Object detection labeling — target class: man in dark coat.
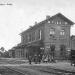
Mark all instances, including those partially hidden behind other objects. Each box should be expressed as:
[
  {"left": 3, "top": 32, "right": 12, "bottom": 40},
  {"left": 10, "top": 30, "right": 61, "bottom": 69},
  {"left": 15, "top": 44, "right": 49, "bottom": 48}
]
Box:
[
  {"left": 38, "top": 54, "right": 41, "bottom": 64},
  {"left": 28, "top": 56, "right": 32, "bottom": 64}
]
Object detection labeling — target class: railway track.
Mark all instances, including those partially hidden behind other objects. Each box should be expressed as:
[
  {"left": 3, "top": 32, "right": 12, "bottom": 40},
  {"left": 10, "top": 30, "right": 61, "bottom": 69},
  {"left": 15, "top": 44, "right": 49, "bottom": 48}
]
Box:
[
  {"left": 4, "top": 66, "right": 26, "bottom": 75},
  {"left": 4, "top": 66, "right": 55, "bottom": 75},
  {"left": 3, "top": 66, "right": 38, "bottom": 75},
  {"left": 37, "top": 67, "right": 74, "bottom": 75},
  {"left": 0, "top": 66, "right": 75, "bottom": 75},
  {"left": 21, "top": 66, "right": 75, "bottom": 75},
  {"left": 0, "top": 66, "right": 30, "bottom": 75}
]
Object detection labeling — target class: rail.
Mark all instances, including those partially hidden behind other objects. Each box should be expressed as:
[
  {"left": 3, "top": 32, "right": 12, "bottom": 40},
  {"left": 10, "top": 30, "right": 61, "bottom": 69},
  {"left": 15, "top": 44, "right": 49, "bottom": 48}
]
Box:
[
  {"left": 4, "top": 66, "right": 26, "bottom": 75},
  {"left": 4, "top": 66, "right": 75, "bottom": 75},
  {"left": 22, "top": 66, "right": 75, "bottom": 75}
]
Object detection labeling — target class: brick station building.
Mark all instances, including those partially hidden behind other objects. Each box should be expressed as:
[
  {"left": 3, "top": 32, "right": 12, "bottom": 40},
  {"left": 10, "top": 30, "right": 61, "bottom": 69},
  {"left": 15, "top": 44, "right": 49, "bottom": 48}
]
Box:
[{"left": 10, "top": 13, "right": 74, "bottom": 60}]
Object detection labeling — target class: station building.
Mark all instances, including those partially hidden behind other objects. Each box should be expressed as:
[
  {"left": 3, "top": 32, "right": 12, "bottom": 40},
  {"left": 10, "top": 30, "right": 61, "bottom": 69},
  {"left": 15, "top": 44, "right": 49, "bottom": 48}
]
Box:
[
  {"left": 9, "top": 13, "right": 74, "bottom": 60},
  {"left": 9, "top": 47, "right": 15, "bottom": 58}
]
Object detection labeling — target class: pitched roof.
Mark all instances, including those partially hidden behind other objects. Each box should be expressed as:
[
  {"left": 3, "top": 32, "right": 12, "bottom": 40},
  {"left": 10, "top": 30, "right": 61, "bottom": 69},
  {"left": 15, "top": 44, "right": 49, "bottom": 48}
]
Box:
[
  {"left": 51, "top": 13, "right": 74, "bottom": 25},
  {"left": 21, "top": 13, "right": 74, "bottom": 35}
]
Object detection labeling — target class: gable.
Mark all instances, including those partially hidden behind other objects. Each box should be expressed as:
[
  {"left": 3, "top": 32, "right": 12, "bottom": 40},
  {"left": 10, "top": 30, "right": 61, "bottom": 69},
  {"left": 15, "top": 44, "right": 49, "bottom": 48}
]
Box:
[
  {"left": 50, "top": 13, "right": 74, "bottom": 25},
  {"left": 20, "top": 13, "right": 74, "bottom": 35},
  {"left": 49, "top": 16, "right": 69, "bottom": 25}
]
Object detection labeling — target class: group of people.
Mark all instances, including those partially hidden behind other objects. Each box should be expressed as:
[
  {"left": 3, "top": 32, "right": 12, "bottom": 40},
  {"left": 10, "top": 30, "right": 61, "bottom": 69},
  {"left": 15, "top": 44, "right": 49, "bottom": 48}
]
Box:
[
  {"left": 28, "top": 54, "right": 55, "bottom": 64},
  {"left": 28, "top": 54, "right": 42, "bottom": 64}
]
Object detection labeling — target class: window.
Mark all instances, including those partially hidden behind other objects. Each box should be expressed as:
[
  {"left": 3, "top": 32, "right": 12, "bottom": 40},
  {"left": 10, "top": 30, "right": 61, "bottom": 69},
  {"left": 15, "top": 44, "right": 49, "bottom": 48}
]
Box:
[
  {"left": 38, "top": 30, "right": 41, "bottom": 39},
  {"left": 21, "top": 35, "right": 24, "bottom": 43},
  {"left": 48, "top": 21, "right": 50, "bottom": 23},
  {"left": 26, "top": 33, "right": 32, "bottom": 42},
  {"left": 36, "top": 30, "right": 41, "bottom": 40},
  {"left": 60, "top": 45, "right": 66, "bottom": 56},
  {"left": 32, "top": 32, "right": 36, "bottom": 41},
  {"left": 32, "top": 32, "right": 34, "bottom": 41},
  {"left": 57, "top": 21, "right": 59, "bottom": 24},
  {"left": 27, "top": 34, "right": 30, "bottom": 42},
  {"left": 25, "top": 35, "right": 27, "bottom": 43},
  {"left": 29, "top": 33, "right": 31, "bottom": 42},
  {"left": 56, "top": 21, "right": 61, "bottom": 24},
  {"left": 60, "top": 29, "right": 65, "bottom": 35},
  {"left": 52, "top": 21, "right": 54, "bottom": 23},
  {"left": 49, "top": 28, "right": 55, "bottom": 39},
  {"left": 50, "top": 28, "right": 55, "bottom": 35},
  {"left": 65, "top": 22, "right": 68, "bottom": 24},
  {"left": 39, "top": 30, "right": 41, "bottom": 40}
]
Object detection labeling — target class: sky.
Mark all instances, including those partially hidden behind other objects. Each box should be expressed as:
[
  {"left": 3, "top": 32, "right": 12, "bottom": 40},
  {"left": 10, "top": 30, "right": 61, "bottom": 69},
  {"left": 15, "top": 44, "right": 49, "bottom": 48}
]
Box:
[{"left": 0, "top": 0, "right": 75, "bottom": 50}]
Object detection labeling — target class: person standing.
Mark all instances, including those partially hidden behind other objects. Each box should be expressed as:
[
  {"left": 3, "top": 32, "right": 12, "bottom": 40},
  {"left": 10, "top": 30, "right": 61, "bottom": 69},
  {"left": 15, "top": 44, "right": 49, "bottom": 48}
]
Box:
[
  {"left": 28, "top": 56, "right": 32, "bottom": 64},
  {"left": 34, "top": 54, "right": 37, "bottom": 64},
  {"left": 38, "top": 54, "right": 41, "bottom": 64}
]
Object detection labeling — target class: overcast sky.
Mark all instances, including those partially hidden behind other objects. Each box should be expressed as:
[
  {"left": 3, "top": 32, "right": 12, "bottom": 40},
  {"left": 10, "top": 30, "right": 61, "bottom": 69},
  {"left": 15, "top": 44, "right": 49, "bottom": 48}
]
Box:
[{"left": 0, "top": 0, "right": 75, "bottom": 50}]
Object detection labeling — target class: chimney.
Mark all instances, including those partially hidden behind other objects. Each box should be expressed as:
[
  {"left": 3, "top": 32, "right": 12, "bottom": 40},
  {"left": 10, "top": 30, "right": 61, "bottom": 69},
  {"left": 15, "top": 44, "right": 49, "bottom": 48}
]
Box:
[
  {"left": 35, "top": 21, "right": 37, "bottom": 25},
  {"left": 46, "top": 15, "right": 50, "bottom": 19}
]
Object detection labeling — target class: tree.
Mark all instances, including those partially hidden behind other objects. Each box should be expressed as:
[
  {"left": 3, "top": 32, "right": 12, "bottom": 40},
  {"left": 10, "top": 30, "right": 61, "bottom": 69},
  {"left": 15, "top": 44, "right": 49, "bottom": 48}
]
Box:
[
  {"left": 3, "top": 51, "right": 10, "bottom": 58},
  {"left": 0, "top": 47, "right": 5, "bottom": 53}
]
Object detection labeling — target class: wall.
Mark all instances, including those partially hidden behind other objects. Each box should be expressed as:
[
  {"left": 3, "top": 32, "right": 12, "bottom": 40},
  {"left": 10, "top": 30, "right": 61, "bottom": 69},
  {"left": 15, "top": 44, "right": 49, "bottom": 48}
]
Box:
[{"left": 44, "top": 16, "right": 71, "bottom": 59}]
